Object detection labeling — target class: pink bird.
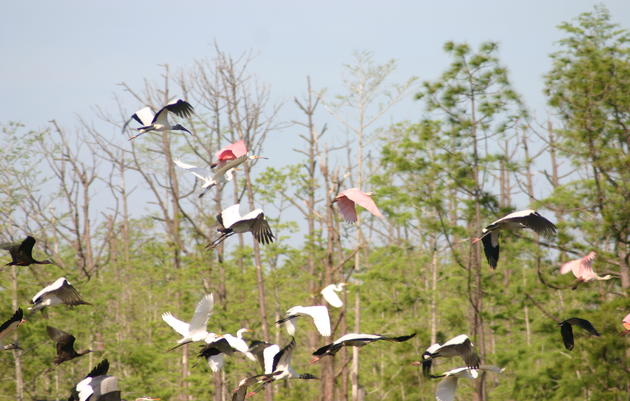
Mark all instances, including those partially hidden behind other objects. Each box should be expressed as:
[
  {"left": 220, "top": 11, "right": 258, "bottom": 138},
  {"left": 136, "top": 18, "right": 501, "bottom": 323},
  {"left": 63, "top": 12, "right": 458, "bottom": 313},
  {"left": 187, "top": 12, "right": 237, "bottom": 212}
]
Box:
[
  {"left": 212, "top": 140, "right": 248, "bottom": 168},
  {"left": 622, "top": 313, "right": 630, "bottom": 336},
  {"left": 333, "top": 188, "right": 383, "bottom": 223},
  {"left": 560, "top": 251, "right": 612, "bottom": 284}
]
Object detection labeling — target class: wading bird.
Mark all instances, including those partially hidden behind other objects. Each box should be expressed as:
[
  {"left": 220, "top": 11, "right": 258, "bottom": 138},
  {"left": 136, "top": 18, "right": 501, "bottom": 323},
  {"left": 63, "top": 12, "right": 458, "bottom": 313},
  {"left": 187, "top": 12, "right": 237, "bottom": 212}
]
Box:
[
  {"left": 311, "top": 332, "right": 415, "bottom": 363},
  {"left": 320, "top": 283, "right": 346, "bottom": 308},
  {"left": 123, "top": 99, "right": 193, "bottom": 140},
  {"left": 560, "top": 252, "right": 612, "bottom": 287},
  {"left": 559, "top": 317, "right": 600, "bottom": 350},
  {"left": 231, "top": 373, "right": 281, "bottom": 401},
  {"left": 474, "top": 209, "right": 557, "bottom": 269},
  {"left": 0, "top": 308, "right": 24, "bottom": 350},
  {"left": 622, "top": 313, "right": 630, "bottom": 336},
  {"left": 333, "top": 188, "right": 383, "bottom": 223},
  {"left": 162, "top": 294, "right": 214, "bottom": 350},
  {"left": 68, "top": 359, "right": 120, "bottom": 401},
  {"left": 208, "top": 204, "right": 274, "bottom": 249},
  {"left": 0, "top": 236, "right": 52, "bottom": 266},
  {"left": 431, "top": 365, "right": 504, "bottom": 401},
  {"left": 30, "top": 277, "right": 90, "bottom": 312},
  {"left": 276, "top": 305, "right": 331, "bottom": 337},
  {"left": 47, "top": 325, "right": 92, "bottom": 365},
  {"left": 418, "top": 334, "right": 480, "bottom": 377},
  {"left": 198, "top": 328, "right": 256, "bottom": 372}
]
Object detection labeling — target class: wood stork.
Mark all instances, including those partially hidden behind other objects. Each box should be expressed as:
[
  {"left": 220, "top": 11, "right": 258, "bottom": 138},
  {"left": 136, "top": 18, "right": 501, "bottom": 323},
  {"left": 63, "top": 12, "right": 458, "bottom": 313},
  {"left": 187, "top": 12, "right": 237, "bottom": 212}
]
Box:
[
  {"left": 231, "top": 373, "right": 281, "bottom": 401},
  {"left": 474, "top": 209, "right": 557, "bottom": 269},
  {"left": 198, "top": 329, "right": 256, "bottom": 372},
  {"left": 0, "top": 236, "right": 52, "bottom": 266},
  {"left": 123, "top": 99, "right": 193, "bottom": 140},
  {"left": 47, "top": 325, "right": 92, "bottom": 365},
  {"left": 333, "top": 188, "right": 383, "bottom": 223},
  {"left": 310, "top": 332, "right": 415, "bottom": 363},
  {"left": 207, "top": 204, "right": 274, "bottom": 249},
  {"left": 247, "top": 339, "right": 276, "bottom": 372},
  {"left": 67, "top": 359, "right": 120, "bottom": 401},
  {"left": 276, "top": 305, "right": 331, "bottom": 337},
  {"left": 30, "top": 277, "right": 91, "bottom": 312},
  {"left": 162, "top": 294, "right": 214, "bottom": 350},
  {"left": 431, "top": 365, "right": 504, "bottom": 401},
  {"left": 320, "top": 283, "right": 346, "bottom": 308},
  {"left": 0, "top": 308, "right": 24, "bottom": 351},
  {"left": 560, "top": 252, "right": 612, "bottom": 286},
  {"left": 622, "top": 313, "right": 630, "bottom": 336},
  {"left": 419, "top": 334, "right": 480, "bottom": 378},
  {"left": 559, "top": 317, "right": 600, "bottom": 350}
]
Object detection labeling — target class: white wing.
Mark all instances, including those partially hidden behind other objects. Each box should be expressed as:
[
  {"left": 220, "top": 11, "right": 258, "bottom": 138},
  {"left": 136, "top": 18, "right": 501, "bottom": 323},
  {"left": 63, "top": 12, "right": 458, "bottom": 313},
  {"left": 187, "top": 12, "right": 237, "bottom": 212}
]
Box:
[
  {"left": 321, "top": 284, "right": 344, "bottom": 308},
  {"left": 436, "top": 375, "right": 459, "bottom": 401},
  {"left": 240, "top": 208, "right": 264, "bottom": 222},
  {"left": 132, "top": 107, "right": 155, "bottom": 126},
  {"left": 76, "top": 377, "right": 94, "bottom": 401},
  {"left": 334, "top": 333, "right": 382, "bottom": 344},
  {"left": 31, "top": 277, "right": 67, "bottom": 303},
  {"left": 189, "top": 294, "right": 214, "bottom": 335},
  {"left": 161, "top": 312, "right": 190, "bottom": 337},
  {"left": 173, "top": 159, "right": 212, "bottom": 181},
  {"left": 442, "top": 334, "right": 470, "bottom": 347},
  {"left": 263, "top": 344, "right": 280, "bottom": 374},
  {"left": 294, "top": 305, "right": 331, "bottom": 337},
  {"left": 220, "top": 204, "right": 243, "bottom": 229},
  {"left": 223, "top": 334, "right": 250, "bottom": 354}
]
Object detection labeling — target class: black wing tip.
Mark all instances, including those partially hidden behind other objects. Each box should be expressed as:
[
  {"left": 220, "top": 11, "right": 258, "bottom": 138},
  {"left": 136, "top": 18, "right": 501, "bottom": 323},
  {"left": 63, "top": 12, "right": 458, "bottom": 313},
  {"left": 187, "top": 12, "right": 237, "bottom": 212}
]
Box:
[{"left": 393, "top": 333, "right": 416, "bottom": 342}]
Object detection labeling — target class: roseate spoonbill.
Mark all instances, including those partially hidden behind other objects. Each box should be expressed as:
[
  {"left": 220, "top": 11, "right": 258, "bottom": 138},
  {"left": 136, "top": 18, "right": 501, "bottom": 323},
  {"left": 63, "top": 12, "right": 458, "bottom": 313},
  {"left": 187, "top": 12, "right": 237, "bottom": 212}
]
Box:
[
  {"left": 418, "top": 334, "right": 480, "bottom": 377},
  {"left": 47, "top": 326, "right": 92, "bottom": 365},
  {"left": 560, "top": 252, "right": 612, "bottom": 286},
  {"left": 207, "top": 204, "right": 274, "bottom": 248},
  {"left": 333, "top": 188, "right": 383, "bottom": 223},
  {"left": 474, "top": 209, "right": 557, "bottom": 269},
  {"left": 123, "top": 99, "right": 193, "bottom": 140},
  {"left": 30, "top": 277, "right": 90, "bottom": 312},
  {"left": 320, "top": 283, "right": 346, "bottom": 308},
  {"left": 621, "top": 313, "right": 630, "bottom": 335},
  {"left": 310, "top": 332, "right": 415, "bottom": 363},
  {"left": 431, "top": 365, "right": 504, "bottom": 401},
  {"left": 0, "top": 308, "right": 24, "bottom": 351},
  {"left": 559, "top": 317, "right": 600, "bottom": 350},
  {"left": 161, "top": 294, "right": 214, "bottom": 350},
  {"left": 276, "top": 305, "right": 331, "bottom": 337},
  {"left": 0, "top": 236, "right": 52, "bottom": 266}
]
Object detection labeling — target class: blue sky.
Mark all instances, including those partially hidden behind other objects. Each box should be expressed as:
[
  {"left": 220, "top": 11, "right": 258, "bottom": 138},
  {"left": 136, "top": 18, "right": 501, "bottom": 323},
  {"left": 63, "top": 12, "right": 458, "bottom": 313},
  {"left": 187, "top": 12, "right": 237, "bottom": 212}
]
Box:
[{"left": 3, "top": 1, "right": 629, "bottom": 128}]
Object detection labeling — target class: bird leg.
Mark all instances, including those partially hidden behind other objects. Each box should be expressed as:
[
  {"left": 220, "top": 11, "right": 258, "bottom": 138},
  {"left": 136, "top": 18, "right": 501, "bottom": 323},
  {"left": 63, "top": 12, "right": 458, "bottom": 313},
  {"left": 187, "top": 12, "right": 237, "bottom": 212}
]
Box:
[{"left": 207, "top": 232, "right": 234, "bottom": 249}]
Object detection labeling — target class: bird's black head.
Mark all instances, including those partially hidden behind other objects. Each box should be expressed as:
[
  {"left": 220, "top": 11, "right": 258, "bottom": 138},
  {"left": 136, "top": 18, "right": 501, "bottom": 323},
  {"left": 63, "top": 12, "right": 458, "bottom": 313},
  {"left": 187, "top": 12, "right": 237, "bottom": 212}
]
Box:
[{"left": 173, "top": 124, "right": 191, "bottom": 134}]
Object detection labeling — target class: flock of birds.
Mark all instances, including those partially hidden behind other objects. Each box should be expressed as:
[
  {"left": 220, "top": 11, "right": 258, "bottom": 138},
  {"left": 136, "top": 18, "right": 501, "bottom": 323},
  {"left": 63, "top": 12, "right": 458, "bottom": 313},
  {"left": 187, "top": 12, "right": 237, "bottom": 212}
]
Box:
[{"left": 1, "top": 98, "right": 628, "bottom": 401}]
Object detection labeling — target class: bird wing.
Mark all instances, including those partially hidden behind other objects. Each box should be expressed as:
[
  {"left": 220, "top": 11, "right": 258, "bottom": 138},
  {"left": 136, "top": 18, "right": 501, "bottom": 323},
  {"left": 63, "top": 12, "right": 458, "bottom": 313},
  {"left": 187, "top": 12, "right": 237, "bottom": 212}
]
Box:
[
  {"left": 130, "top": 107, "right": 155, "bottom": 126},
  {"left": 76, "top": 377, "right": 95, "bottom": 401},
  {"left": 334, "top": 195, "right": 357, "bottom": 223},
  {"left": 565, "top": 317, "right": 600, "bottom": 337},
  {"left": 162, "top": 312, "right": 190, "bottom": 337},
  {"left": 189, "top": 294, "right": 214, "bottom": 335},
  {"left": 55, "top": 280, "right": 88, "bottom": 306},
  {"left": 86, "top": 359, "right": 110, "bottom": 378},
  {"left": 560, "top": 258, "right": 581, "bottom": 276},
  {"left": 343, "top": 188, "right": 383, "bottom": 219},
  {"left": 0, "top": 308, "right": 23, "bottom": 341},
  {"left": 154, "top": 99, "right": 194, "bottom": 124},
  {"left": 31, "top": 277, "right": 66, "bottom": 303},
  {"left": 214, "top": 139, "right": 248, "bottom": 162},
  {"left": 17, "top": 236, "right": 36, "bottom": 260},
  {"left": 321, "top": 285, "right": 344, "bottom": 308},
  {"left": 250, "top": 213, "right": 275, "bottom": 245},
  {"left": 47, "top": 325, "right": 75, "bottom": 346},
  {"left": 207, "top": 353, "right": 225, "bottom": 372},
  {"left": 273, "top": 337, "right": 296, "bottom": 373},
  {"left": 435, "top": 375, "right": 459, "bottom": 401},
  {"left": 481, "top": 232, "right": 500, "bottom": 269},
  {"left": 263, "top": 344, "right": 280, "bottom": 374},
  {"left": 517, "top": 211, "right": 557, "bottom": 238},
  {"left": 440, "top": 336, "right": 480, "bottom": 368},
  {"left": 382, "top": 333, "right": 416, "bottom": 342},
  {"left": 223, "top": 334, "right": 251, "bottom": 354},
  {"left": 220, "top": 204, "right": 243, "bottom": 229},
  {"left": 248, "top": 340, "right": 273, "bottom": 371},
  {"left": 173, "top": 159, "right": 212, "bottom": 181},
  {"left": 560, "top": 321, "right": 574, "bottom": 350},
  {"left": 293, "top": 306, "right": 331, "bottom": 337}
]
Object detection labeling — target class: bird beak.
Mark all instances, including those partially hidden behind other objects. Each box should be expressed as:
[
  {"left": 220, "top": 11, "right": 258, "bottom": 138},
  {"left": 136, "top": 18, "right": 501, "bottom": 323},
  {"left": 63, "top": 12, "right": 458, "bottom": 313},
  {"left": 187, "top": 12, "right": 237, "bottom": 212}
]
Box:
[
  {"left": 309, "top": 356, "right": 321, "bottom": 364},
  {"left": 252, "top": 155, "right": 268, "bottom": 160}
]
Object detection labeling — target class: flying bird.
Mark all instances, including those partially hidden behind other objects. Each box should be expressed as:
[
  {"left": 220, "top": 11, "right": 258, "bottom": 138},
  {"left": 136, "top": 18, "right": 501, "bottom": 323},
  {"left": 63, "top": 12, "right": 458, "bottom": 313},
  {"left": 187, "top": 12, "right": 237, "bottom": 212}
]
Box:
[
  {"left": 173, "top": 159, "right": 235, "bottom": 197},
  {"left": 231, "top": 373, "right": 281, "bottom": 401},
  {"left": 207, "top": 204, "right": 274, "bottom": 249},
  {"left": 311, "top": 332, "right": 415, "bottom": 363},
  {"left": 30, "top": 277, "right": 90, "bottom": 312},
  {"left": 560, "top": 252, "right": 612, "bottom": 286},
  {"left": 276, "top": 305, "right": 331, "bottom": 337},
  {"left": 431, "top": 365, "right": 504, "bottom": 401},
  {"left": 418, "top": 334, "right": 480, "bottom": 378},
  {"left": 559, "top": 317, "right": 600, "bottom": 350},
  {"left": 0, "top": 236, "right": 52, "bottom": 266},
  {"left": 68, "top": 359, "right": 120, "bottom": 401},
  {"left": 162, "top": 294, "right": 214, "bottom": 350},
  {"left": 198, "top": 328, "right": 256, "bottom": 372},
  {"left": 123, "top": 99, "right": 193, "bottom": 140},
  {"left": 320, "top": 283, "right": 346, "bottom": 308},
  {"left": 474, "top": 209, "right": 557, "bottom": 269},
  {"left": 0, "top": 308, "right": 24, "bottom": 351},
  {"left": 47, "top": 325, "right": 92, "bottom": 365},
  {"left": 621, "top": 313, "right": 630, "bottom": 336},
  {"left": 333, "top": 188, "right": 383, "bottom": 223},
  {"left": 247, "top": 339, "right": 276, "bottom": 372}
]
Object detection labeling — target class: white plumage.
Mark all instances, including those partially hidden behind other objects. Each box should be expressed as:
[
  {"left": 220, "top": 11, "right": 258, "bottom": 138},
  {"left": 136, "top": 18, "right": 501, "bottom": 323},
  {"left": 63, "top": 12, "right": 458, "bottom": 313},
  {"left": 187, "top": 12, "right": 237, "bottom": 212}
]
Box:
[
  {"left": 434, "top": 366, "right": 504, "bottom": 401},
  {"left": 320, "top": 283, "right": 346, "bottom": 308},
  {"left": 123, "top": 98, "right": 193, "bottom": 140},
  {"left": 276, "top": 305, "right": 331, "bottom": 337},
  {"left": 208, "top": 204, "right": 274, "bottom": 248},
  {"left": 30, "top": 277, "right": 89, "bottom": 311},
  {"left": 162, "top": 294, "right": 214, "bottom": 349}
]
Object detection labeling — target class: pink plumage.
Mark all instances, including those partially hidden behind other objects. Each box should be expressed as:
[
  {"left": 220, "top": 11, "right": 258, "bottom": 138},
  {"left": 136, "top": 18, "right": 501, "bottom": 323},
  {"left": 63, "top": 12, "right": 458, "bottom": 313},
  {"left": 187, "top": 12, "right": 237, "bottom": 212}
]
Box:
[
  {"left": 213, "top": 140, "right": 247, "bottom": 165},
  {"left": 623, "top": 313, "right": 630, "bottom": 331},
  {"left": 333, "top": 188, "right": 383, "bottom": 223},
  {"left": 559, "top": 251, "right": 611, "bottom": 282}
]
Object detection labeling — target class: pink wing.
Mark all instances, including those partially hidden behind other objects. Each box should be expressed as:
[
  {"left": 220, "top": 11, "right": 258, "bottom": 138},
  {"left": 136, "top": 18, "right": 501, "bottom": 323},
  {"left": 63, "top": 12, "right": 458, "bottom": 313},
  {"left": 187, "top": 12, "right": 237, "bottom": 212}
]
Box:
[
  {"left": 622, "top": 312, "right": 630, "bottom": 325},
  {"left": 560, "top": 259, "right": 581, "bottom": 277},
  {"left": 335, "top": 195, "right": 357, "bottom": 223},
  {"left": 576, "top": 251, "right": 597, "bottom": 280},
  {"left": 214, "top": 140, "right": 248, "bottom": 162},
  {"left": 342, "top": 188, "right": 383, "bottom": 219}
]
